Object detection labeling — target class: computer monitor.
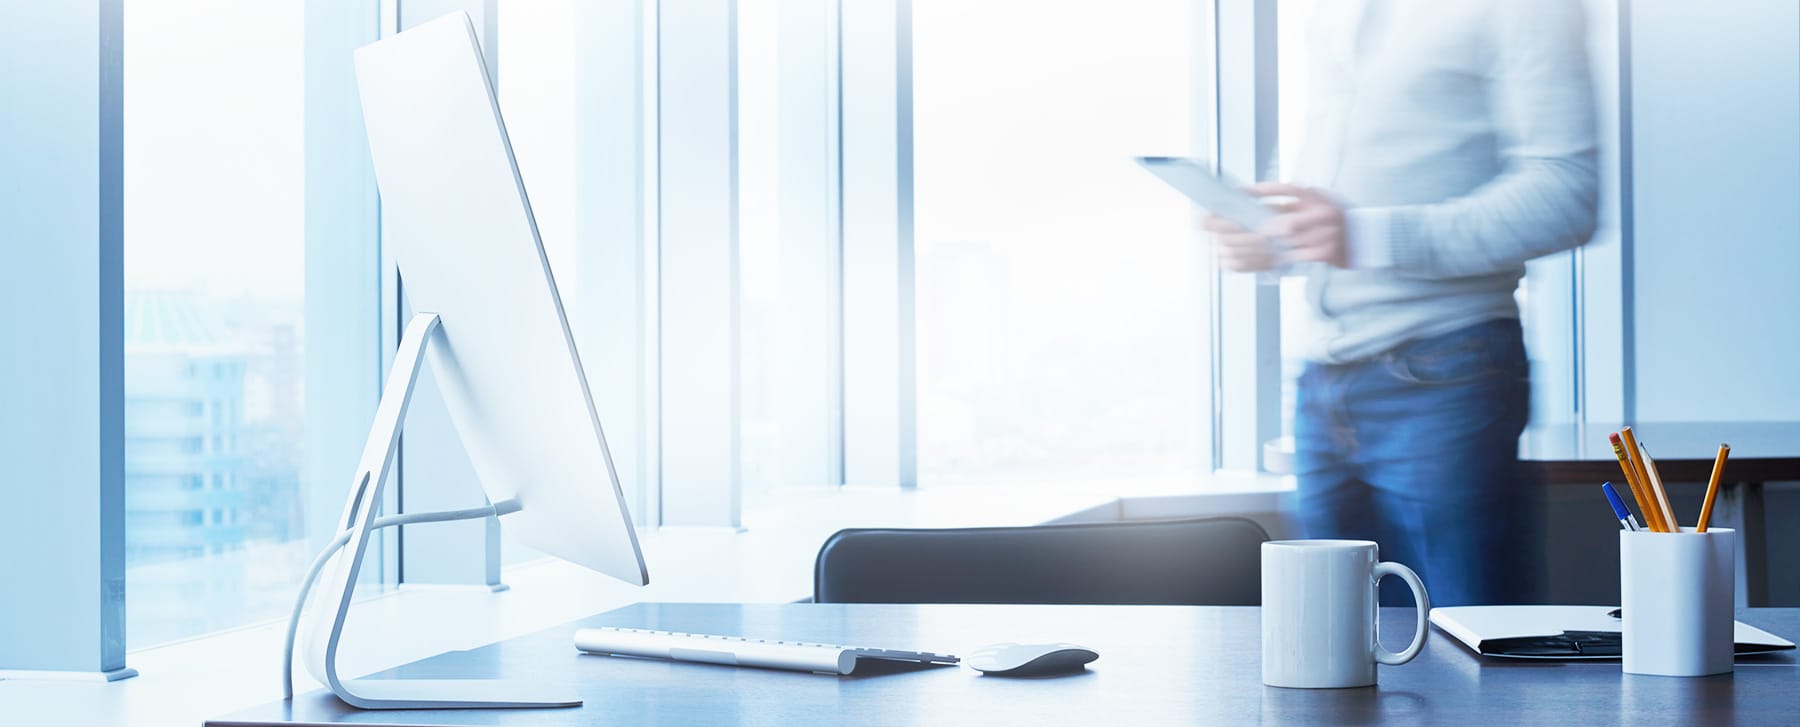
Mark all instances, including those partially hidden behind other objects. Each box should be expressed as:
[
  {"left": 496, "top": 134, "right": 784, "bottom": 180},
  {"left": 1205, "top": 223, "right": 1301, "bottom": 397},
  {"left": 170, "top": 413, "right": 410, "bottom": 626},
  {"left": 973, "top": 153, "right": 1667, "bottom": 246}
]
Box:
[{"left": 291, "top": 11, "right": 647, "bottom": 710}]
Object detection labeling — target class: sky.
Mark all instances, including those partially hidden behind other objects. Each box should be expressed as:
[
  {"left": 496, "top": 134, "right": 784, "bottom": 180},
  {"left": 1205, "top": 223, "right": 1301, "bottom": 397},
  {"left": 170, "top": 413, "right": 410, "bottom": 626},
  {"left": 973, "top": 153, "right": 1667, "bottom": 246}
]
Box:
[{"left": 124, "top": 0, "right": 306, "bottom": 300}]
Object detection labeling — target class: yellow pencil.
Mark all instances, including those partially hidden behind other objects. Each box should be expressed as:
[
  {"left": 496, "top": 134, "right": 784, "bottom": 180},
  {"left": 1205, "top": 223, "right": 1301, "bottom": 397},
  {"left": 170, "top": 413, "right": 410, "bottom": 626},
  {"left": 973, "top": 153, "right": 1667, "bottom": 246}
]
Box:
[
  {"left": 1618, "top": 427, "right": 1663, "bottom": 531},
  {"left": 1608, "top": 432, "right": 1660, "bottom": 532},
  {"left": 1697, "top": 443, "right": 1730, "bottom": 533},
  {"left": 1638, "top": 442, "right": 1680, "bottom": 532}
]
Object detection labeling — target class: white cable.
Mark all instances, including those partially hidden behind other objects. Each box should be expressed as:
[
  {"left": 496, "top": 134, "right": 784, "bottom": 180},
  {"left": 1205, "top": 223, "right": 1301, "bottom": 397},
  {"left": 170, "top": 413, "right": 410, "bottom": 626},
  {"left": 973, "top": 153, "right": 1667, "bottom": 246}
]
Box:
[{"left": 282, "top": 499, "right": 521, "bottom": 699}]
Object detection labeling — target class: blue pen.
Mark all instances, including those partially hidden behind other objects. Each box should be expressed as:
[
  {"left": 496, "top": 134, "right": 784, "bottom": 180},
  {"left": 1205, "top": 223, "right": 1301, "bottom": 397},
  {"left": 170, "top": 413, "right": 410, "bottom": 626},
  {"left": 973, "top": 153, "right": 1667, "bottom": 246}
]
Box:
[{"left": 1600, "top": 481, "right": 1641, "bottom": 532}]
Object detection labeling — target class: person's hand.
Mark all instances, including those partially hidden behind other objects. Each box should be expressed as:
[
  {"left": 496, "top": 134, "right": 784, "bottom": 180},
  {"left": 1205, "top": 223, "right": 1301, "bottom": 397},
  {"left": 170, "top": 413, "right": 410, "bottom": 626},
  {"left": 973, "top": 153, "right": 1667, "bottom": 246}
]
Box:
[
  {"left": 1249, "top": 183, "right": 1349, "bottom": 269},
  {"left": 1200, "top": 212, "right": 1282, "bottom": 272},
  {"left": 1199, "top": 183, "right": 1351, "bottom": 272}
]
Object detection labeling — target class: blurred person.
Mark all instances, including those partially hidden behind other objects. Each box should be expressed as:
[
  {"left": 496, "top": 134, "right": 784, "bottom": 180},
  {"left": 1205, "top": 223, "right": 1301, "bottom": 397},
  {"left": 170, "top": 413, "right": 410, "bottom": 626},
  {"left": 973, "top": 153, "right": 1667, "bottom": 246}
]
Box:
[{"left": 1204, "top": 0, "right": 1598, "bottom": 606}]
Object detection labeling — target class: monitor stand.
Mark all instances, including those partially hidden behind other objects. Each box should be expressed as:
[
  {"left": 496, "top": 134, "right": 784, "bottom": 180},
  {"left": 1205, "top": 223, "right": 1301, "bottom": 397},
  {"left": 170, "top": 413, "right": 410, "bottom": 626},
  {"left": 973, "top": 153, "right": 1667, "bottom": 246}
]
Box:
[{"left": 285, "top": 312, "right": 580, "bottom": 710}]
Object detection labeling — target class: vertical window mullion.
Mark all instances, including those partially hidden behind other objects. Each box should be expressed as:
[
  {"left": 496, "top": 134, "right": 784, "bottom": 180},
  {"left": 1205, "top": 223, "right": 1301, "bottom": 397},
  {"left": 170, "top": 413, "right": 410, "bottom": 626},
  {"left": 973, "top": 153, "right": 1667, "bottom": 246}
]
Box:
[
  {"left": 1195, "top": 0, "right": 1221, "bottom": 473},
  {"left": 576, "top": 0, "right": 657, "bottom": 526},
  {"left": 738, "top": 0, "right": 846, "bottom": 499},
  {"left": 0, "top": 0, "right": 130, "bottom": 678},
  {"left": 1212, "top": 0, "right": 1280, "bottom": 473},
  {"left": 1578, "top": 0, "right": 1629, "bottom": 424},
  {"left": 659, "top": 0, "right": 743, "bottom": 526},
  {"left": 641, "top": 0, "right": 665, "bottom": 525},
  {"left": 840, "top": 0, "right": 916, "bottom": 488}
]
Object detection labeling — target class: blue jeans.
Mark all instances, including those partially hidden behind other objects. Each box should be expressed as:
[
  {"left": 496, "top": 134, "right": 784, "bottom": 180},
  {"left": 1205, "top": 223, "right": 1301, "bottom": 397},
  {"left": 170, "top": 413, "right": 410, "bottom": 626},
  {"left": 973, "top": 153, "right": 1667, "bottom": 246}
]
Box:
[{"left": 1294, "top": 318, "right": 1543, "bottom": 607}]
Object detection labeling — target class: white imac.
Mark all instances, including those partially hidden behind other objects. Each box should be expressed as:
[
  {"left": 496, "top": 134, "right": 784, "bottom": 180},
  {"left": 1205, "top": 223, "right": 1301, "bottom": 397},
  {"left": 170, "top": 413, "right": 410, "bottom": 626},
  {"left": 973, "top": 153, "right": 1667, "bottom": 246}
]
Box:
[{"left": 285, "top": 11, "right": 648, "bottom": 710}]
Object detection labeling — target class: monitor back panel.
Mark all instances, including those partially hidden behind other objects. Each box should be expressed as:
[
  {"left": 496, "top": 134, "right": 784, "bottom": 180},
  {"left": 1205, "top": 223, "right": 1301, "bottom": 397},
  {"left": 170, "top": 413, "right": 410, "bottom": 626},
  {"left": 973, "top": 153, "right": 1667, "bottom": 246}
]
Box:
[{"left": 351, "top": 12, "right": 646, "bottom": 586}]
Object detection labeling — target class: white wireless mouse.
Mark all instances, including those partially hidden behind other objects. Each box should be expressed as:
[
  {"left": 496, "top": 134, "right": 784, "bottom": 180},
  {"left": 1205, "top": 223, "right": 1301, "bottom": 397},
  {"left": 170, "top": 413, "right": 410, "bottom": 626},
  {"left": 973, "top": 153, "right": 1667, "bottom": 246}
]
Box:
[{"left": 965, "top": 642, "right": 1098, "bottom": 677}]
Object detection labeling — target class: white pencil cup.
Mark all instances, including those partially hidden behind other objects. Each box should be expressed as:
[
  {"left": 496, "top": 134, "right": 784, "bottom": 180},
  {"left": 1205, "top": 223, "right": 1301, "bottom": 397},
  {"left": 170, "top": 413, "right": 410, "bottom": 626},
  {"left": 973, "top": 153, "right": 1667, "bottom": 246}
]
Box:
[{"left": 1620, "top": 528, "right": 1734, "bottom": 677}]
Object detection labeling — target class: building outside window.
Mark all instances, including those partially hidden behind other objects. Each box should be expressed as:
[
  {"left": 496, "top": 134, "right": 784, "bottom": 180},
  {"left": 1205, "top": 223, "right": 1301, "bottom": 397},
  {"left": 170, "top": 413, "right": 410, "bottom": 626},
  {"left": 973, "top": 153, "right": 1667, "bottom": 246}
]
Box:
[{"left": 123, "top": 0, "right": 311, "bottom": 648}]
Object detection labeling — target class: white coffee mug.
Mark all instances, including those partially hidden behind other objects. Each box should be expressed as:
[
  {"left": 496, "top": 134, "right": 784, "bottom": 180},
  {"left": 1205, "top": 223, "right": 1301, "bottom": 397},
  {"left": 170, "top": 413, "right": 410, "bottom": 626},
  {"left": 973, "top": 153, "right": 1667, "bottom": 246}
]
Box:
[{"left": 1261, "top": 539, "right": 1430, "bottom": 688}]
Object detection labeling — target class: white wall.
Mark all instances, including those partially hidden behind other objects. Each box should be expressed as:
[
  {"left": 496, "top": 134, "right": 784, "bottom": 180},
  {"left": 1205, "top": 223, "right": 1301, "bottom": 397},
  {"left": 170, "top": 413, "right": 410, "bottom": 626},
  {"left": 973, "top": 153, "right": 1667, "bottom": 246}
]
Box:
[{"left": 1630, "top": 1, "right": 1800, "bottom": 421}]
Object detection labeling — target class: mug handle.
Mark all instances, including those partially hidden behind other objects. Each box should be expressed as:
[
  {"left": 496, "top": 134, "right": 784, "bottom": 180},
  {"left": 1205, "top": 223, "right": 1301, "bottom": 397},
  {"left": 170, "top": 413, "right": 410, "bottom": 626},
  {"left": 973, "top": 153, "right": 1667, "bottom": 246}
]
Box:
[{"left": 1372, "top": 561, "right": 1431, "bottom": 665}]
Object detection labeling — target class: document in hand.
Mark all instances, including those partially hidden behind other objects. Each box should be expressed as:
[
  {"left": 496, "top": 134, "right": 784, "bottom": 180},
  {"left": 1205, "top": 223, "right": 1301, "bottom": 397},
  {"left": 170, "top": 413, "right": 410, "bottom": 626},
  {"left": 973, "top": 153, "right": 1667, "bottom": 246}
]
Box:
[{"left": 1429, "top": 605, "right": 1795, "bottom": 660}]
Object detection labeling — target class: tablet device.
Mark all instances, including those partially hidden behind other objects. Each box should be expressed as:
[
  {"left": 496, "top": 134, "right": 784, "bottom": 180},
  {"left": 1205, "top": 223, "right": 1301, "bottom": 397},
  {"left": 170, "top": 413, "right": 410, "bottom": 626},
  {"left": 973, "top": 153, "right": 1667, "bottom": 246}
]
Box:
[
  {"left": 1138, "top": 156, "right": 1287, "bottom": 280},
  {"left": 1135, "top": 156, "right": 1274, "bottom": 231}
]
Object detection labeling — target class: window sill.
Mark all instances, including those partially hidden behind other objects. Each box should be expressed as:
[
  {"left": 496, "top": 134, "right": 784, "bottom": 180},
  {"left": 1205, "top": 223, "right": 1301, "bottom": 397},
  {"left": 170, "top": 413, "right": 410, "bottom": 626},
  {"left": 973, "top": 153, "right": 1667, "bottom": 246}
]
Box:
[{"left": 0, "top": 475, "right": 1294, "bottom": 727}]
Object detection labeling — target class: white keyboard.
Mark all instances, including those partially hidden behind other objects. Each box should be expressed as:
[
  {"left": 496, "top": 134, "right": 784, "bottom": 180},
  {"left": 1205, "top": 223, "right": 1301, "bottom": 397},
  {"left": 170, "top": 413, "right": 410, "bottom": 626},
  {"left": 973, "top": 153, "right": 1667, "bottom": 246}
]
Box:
[{"left": 573, "top": 627, "right": 960, "bottom": 675}]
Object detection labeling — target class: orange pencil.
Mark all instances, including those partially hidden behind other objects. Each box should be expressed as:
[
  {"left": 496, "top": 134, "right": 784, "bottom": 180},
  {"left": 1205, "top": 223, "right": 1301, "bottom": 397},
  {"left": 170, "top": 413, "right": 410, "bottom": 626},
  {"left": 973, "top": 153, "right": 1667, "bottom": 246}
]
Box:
[
  {"left": 1608, "top": 432, "right": 1660, "bottom": 532},
  {"left": 1696, "top": 443, "right": 1730, "bottom": 533},
  {"left": 1618, "top": 427, "right": 1662, "bottom": 531},
  {"left": 1638, "top": 441, "right": 1680, "bottom": 532}
]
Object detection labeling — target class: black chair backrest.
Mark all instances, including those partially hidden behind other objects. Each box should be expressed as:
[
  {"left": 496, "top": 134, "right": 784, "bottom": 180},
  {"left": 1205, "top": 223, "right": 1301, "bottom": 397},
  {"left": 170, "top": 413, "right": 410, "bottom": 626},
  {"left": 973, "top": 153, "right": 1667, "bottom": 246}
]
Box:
[{"left": 813, "top": 516, "right": 1269, "bottom": 605}]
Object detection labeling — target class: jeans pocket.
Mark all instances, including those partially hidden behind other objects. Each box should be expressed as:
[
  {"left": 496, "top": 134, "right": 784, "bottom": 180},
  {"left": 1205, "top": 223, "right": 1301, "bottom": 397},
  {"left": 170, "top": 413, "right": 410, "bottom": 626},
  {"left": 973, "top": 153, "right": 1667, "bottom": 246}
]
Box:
[{"left": 1384, "top": 325, "right": 1521, "bottom": 387}]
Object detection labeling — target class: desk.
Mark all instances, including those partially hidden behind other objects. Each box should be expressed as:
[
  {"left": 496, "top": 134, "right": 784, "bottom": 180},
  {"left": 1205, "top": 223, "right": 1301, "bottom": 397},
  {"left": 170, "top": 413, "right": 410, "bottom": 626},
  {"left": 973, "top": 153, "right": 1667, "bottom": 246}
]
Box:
[
  {"left": 1522, "top": 421, "right": 1800, "bottom": 605},
  {"left": 211, "top": 603, "right": 1800, "bottom": 726},
  {"left": 1520, "top": 421, "right": 1800, "bottom": 484}
]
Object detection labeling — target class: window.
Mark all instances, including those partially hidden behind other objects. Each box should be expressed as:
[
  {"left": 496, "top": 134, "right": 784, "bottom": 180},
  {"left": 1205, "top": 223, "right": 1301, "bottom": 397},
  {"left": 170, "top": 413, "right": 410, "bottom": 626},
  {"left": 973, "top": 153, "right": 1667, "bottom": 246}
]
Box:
[
  {"left": 124, "top": 0, "right": 313, "bottom": 648},
  {"left": 495, "top": 0, "right": 846, "bottom": 525},
  {"left": 1275, "top": 0, "right": 1311, "bottom": 439},
  {"left": 912, "top": 0, "right": 1210, "bottom": 486},
  {"left": 738, "top": 0, "right": 843, "bottom": 503}
]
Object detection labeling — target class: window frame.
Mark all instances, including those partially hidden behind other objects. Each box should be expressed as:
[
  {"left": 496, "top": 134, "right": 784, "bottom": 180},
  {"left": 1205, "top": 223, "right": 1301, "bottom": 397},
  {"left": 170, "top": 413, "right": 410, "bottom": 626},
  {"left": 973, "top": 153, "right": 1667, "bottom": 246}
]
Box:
[
  {"left": 0, "top": 0, "right": 128, "bottom": 677},
  {"left": 737, "top": 0, "right": 851, "bottom": 502},
  {"left": 1207, "top": 0, "right": 1280, "bottom": 474},
  {"left": 304, "top": 0, "right": 394, "bottom": 594},
  {"left": 839, "top": 0, "right": 917, "bottom": 488}
]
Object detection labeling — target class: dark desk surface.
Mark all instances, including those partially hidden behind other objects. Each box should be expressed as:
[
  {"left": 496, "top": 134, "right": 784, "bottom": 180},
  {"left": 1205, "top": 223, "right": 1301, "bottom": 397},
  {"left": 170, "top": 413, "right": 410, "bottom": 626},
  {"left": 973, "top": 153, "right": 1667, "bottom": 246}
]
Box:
[
  {"left": 1522, "top": 421, "right": 1800, "bottom": 483},
  {"left": 212, "top": 603, "right": 1799, "bottom": 726}
]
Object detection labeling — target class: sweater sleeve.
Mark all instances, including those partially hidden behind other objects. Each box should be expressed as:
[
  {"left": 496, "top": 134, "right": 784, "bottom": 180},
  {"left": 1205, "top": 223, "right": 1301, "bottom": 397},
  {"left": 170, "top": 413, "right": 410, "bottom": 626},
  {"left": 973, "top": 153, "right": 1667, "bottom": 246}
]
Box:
[{"left": 1371, "top": 0, "right": 1600, "bottom": 279}]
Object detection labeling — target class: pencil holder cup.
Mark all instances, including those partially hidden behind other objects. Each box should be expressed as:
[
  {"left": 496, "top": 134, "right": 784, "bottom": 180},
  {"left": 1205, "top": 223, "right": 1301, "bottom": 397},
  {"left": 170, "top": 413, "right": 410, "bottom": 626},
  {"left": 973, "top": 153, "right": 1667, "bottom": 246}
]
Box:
[{"left": 1620, "top": 527, "right": 1734, "bottom": 677}]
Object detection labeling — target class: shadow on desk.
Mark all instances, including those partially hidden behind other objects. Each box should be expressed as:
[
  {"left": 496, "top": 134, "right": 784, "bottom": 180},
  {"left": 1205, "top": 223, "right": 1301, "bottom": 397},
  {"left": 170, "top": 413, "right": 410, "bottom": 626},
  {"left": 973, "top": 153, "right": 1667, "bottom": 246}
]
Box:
[{"left": 209, "top": 603, "right": 1800, "bottom": 726}]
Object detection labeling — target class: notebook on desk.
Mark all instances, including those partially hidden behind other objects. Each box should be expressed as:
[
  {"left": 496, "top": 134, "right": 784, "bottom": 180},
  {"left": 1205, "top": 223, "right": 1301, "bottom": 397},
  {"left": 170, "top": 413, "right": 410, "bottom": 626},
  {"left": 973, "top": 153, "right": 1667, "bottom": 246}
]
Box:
[{"left": 1430, "top": 605, "right": 1795, "bottom": 660}]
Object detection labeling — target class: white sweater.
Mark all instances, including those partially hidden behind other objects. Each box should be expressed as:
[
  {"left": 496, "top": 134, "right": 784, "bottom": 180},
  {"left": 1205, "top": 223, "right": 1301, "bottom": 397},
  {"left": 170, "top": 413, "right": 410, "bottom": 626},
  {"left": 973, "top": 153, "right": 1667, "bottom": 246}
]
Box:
[{"left": 1290, "top": 0, "right": 1600, "bottom": 363}]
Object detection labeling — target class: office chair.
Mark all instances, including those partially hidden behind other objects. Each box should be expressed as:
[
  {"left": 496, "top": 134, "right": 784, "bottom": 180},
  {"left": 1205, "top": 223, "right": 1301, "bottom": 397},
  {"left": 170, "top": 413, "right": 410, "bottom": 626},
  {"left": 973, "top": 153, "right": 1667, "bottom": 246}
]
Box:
[{"left": 813, "top": 516, "right": 1270, "bottom": 606}]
